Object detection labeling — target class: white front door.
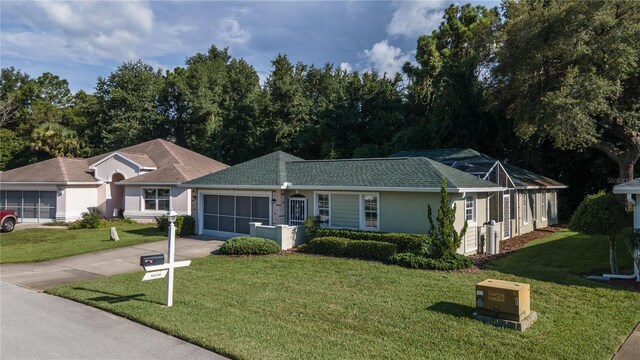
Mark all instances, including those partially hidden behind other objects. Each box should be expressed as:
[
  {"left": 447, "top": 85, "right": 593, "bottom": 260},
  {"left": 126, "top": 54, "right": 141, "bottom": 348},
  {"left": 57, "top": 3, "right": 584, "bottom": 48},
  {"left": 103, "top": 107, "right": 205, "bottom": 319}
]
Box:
[{"left": 289, "top": 198, "right": 307, "bottom": 226}]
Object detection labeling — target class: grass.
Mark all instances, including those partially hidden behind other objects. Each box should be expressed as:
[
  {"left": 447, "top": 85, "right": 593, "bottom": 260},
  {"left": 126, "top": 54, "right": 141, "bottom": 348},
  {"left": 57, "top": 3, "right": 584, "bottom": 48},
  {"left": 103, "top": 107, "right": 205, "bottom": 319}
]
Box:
[
  {"left": 0, "top": 224, "right": 166, "bottom": 263},
  {"left": 48, "top": 229, "right": 640, "bottom": 360}
]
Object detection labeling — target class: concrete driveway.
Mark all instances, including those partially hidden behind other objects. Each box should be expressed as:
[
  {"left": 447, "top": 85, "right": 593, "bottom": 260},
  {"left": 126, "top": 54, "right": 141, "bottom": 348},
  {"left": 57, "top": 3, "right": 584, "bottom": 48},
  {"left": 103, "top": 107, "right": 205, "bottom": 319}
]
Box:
[
  {"left": 1, "top": 281, "right": 226, "bottom": 359},
  {"left": 0, "top": 237, "right": 224, "bottom": 291}
]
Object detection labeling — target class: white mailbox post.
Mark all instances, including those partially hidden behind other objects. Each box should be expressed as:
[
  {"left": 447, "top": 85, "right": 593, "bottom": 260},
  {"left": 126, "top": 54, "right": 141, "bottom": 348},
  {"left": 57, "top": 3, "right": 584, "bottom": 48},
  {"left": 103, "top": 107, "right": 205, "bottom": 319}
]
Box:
[{"left": 141, "top": 209, "right": 191, "bottom": 307}]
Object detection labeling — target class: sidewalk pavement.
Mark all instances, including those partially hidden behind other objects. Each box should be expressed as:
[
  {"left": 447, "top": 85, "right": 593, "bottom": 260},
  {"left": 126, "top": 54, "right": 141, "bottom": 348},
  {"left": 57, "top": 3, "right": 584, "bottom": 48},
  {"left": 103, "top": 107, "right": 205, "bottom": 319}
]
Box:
[
  {"left": 0, "top": 236, "right": 224, "bottom": 291},
  {"left": 613, "top": 322, "right": 640, "bottom": 360}
]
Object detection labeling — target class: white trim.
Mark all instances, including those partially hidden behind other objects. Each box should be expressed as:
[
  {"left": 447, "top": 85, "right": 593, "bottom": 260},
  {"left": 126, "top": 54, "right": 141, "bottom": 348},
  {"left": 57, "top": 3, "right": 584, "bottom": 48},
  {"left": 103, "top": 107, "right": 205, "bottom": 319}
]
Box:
[
  {"left": 517, "top": 185, "right": 568, "bottom": 190},
  {"left": 313, "top": 192, "right": 332, "bottom": 227},
  {"left": 116, "top": 182, "right": 181, "bottom": 186},
  {"left": 464, "top": 194, "right": 477, "bottom": 227},
  {"left": 181, "top": 184, "right": 507, "bottom": 192},
  {"left": 141, "top": 187, "right": 172, "bottom": 212},
  {"left": 0, "top": 181, "right": 103, "bottom": 185},
  {"left": 522, "top": 193, "right": 529, "bottom": 225},
  {"left": 360, "top": 193, "right": 380, "bottom": 231},
  {"left": 88, "top": 152, "right": 157, "bottom": 172},
  {"left": 613, "top": 187, "right": 640, "bottom": 194}
]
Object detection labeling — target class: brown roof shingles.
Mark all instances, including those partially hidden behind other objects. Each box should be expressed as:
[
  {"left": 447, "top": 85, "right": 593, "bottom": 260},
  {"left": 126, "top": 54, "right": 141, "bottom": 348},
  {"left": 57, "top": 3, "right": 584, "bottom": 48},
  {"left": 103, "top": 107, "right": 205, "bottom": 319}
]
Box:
[{"left": 1, "top": 139, "right": 228, "bottom": 184}]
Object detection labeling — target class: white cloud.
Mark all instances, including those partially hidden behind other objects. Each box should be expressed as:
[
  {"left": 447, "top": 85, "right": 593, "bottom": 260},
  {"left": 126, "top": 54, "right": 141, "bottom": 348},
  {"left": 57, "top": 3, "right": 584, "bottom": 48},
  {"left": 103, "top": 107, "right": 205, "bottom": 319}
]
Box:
[
  {"left": 217, "top": 16, "right": 250, "bottom": 45},
  {"left": 362, "top": 40, "right": 412, "bottom": 77},
  {"left": 339, "top": 62, "right": 352, "bottom": 72},
  {"left": 0, "top": 1, "right": 188, "bottom": 65},
  {"left": 386, "top": 0, "right": 445, "bottom": 38}
]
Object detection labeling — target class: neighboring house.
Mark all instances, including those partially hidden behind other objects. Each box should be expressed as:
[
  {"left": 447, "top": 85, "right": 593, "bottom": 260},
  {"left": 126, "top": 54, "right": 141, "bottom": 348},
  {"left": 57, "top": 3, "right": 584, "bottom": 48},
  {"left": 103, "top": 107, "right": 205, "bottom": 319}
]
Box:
[
  {"left": 182, "top": 151, "right": 507, "bottom": 255},
  {"left": 390, "top": 149, "right": 567, "bottom": 239},
  {"left": 0, "top": 139, "right": 227, "bottom": 222},
  {"left": 613, "top": 178, "right": 640, "bottom": 229}
]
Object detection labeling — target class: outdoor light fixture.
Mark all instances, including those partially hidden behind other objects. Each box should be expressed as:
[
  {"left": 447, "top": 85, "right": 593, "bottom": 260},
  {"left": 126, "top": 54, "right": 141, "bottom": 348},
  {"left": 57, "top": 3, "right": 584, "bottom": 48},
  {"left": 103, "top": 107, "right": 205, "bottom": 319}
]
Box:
[{"left": 167, "top": 209, "right": 178, "bottom": 223}]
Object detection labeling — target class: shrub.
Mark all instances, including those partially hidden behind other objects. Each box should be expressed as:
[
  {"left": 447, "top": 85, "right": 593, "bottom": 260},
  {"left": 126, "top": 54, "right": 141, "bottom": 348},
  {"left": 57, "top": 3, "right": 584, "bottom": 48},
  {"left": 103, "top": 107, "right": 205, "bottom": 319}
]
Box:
[
  {"left": 569, "top": 191, "right": 631, "bottom": 274},
  {"left": 304, "top": 216, "right": 321, "bottom": 239},
  {"left": 314, "top": 228, "right": 427, "bottom": 253},
  {"left": 179, "top": 216, "right": 195, "bottom": 236},
  {"left": 68, "top": 208, "right": 103, "bottom": 229},
  {"left": 302, "top": 236, "right": 397, "bottom": 261},
  {"left": 390, "top": 252, "right": 473, "bottom": 271},
  {"left": 155, "top": 215, "right": 188, "bottom": 236},
  {"left": 428, "top": 177, "right": 467, "bottom": 259},
  {"left": 219, "top": 236, "right": 280, "bottom": 255}
]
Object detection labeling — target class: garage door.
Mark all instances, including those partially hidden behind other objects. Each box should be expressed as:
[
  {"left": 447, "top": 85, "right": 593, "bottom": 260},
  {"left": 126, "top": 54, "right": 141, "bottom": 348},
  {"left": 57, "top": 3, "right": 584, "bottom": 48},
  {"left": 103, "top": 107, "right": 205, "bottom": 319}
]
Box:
[
  {"left": 202, "top": 195, "right": 269, "bottom": 236},
  {"left": 0, "top": 191, "right": 57, "bottom": 222}
]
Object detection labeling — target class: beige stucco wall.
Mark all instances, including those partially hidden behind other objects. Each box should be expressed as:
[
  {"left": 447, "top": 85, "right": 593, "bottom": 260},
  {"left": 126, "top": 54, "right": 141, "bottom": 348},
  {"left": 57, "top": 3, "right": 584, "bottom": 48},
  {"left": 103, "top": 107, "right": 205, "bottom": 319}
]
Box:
[
  {"left": 123, "top": 185, "right": 191, "bottom": 221},
  {"left": 93, "top": 155, "right": 140, "bottom": 181},
  {"left": 61, "top": 186, "right": 100, "bottom": 221}
]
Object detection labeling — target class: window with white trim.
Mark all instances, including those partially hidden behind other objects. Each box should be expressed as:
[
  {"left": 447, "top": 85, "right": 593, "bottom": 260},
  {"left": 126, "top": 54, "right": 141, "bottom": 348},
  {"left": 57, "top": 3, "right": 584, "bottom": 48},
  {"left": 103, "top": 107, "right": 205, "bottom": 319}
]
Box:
[
  {"left": 363, "top": 195, "right": 378, "bottom": 229},
  {"left": 522, "top": 194, "right": 529, "bottom": 225},
  {"left": 531, "top": 193, "right": 537, "bottom": 221},
  {"left": 541, "top": 192, "right": 547, "bottom": 220},
  {"left": 143, "top": 188, "right": 170, "bottom": 211},
  {"left": 465, "top": 196, "right": 475, "bottom": 223},
  {"left": 316, "top": 193, "right": 330, "bottom": 225}
]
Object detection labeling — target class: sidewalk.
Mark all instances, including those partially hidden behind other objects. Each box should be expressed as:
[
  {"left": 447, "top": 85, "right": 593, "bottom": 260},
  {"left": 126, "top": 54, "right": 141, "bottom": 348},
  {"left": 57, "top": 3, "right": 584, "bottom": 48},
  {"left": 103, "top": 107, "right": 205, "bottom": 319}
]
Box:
[
  {"left": 613, "top": 322, "right": 640, "bottom": 360},
  {"left": 0, "top": 236, "right": 224, "bottom": 291}
]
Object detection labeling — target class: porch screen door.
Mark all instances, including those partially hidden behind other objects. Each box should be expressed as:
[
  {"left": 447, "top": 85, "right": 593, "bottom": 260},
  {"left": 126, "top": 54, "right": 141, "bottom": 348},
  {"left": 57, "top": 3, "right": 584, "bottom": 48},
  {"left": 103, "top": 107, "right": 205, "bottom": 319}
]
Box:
[{"left": 289, "top": 198, "right": 307, "bottom": 226}]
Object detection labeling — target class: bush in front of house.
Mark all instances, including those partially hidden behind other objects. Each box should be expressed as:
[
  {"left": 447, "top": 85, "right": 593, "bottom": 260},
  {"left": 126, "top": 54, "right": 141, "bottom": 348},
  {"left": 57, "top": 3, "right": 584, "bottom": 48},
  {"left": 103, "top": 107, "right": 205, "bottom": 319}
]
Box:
[
  {"left": 155, "top": 215, "right": 195, "bottom": 236},
  {"left": 68, "top": 208, "right": 103, "bottom": 229},
  {"left": 219, "top": 236, "right": 281, "bottom": 255},
  {"left": 301, "top": 236, "right": 397, "bottom": 261},
  {"left": 389, "top": 252, "right": 473, "bottom": 271},
  {"left": 314, "top": 228, "right": 428, "bottom": 253}
]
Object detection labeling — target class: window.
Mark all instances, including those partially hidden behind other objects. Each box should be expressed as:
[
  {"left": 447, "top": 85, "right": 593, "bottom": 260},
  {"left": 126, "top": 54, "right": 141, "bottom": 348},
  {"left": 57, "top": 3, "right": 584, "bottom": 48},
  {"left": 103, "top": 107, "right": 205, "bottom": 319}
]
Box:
[
  {"left": 522, "top": 194, "right": 528, "bottom": 225},
  {"left": 143, "top": 188, "right": 170, "bottom": 211},
  {"left": 363, "top": 195, "right": 378, "bottom": 229},
  {"left": 465, "top": 196, "right": 475, "bottom": 223},
  {"left": 531, "top": 193, "right": 537, "bottom": 221},
  {"left": 550, "top": 191, "right": 557, "bottom": 219},
  {"left": 541, "top": 192, "right": 547, "bottom": 220},
  {"left": 316, "top": 194, "right": 330, "bottom": 225}
]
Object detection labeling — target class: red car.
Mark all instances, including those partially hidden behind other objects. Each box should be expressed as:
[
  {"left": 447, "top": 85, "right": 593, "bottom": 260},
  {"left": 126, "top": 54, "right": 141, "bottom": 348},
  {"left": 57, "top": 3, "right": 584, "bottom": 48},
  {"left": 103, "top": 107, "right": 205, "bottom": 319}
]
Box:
[{"left": 1, "top": 210, "right": 18, "bottom": 232}]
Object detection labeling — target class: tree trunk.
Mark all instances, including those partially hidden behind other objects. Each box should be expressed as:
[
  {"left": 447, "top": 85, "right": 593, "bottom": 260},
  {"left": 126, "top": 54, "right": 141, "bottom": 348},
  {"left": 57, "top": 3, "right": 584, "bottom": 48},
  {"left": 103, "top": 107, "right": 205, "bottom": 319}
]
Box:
[
  {"left": 609, "top": 237, "right": 619, "bottom": 274},
  {"left": 620, "top": 157, "right": 637, "bottom": 183}
]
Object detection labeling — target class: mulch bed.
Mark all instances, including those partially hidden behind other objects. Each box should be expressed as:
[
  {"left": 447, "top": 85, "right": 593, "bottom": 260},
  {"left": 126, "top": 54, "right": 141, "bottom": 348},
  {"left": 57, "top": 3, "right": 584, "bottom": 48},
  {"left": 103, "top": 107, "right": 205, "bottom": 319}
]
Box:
[{"left": 468, "top": 225, "right": 566, "bottom": 270}]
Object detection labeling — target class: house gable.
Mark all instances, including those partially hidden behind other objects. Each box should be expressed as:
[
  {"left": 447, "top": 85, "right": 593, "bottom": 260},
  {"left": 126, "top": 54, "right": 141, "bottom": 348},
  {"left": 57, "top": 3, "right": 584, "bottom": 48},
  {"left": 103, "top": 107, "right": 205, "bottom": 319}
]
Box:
[{"left": 90, "top": 152, "right": 157, "bottom": 181}]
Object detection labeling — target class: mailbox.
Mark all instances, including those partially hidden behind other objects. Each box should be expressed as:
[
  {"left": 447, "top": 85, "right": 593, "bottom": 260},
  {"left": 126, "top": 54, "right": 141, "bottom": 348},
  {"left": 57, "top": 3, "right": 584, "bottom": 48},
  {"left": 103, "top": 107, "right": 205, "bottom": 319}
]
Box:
[{"left": 140, "top": 254, "right": 165, "bottom": 267}]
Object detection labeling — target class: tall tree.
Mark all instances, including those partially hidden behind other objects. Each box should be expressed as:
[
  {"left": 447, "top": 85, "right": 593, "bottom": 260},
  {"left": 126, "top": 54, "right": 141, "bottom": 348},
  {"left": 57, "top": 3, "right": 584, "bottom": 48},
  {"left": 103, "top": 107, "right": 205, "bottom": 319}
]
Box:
[
  {"left": 92, "top": 60, "right": 167, "bottom": 151},
  {"left": 402, "top": 4, "right": 500, "bottom": 153},
  {"left": 493, "top": 0, "right": 640, "bottom": 182}
]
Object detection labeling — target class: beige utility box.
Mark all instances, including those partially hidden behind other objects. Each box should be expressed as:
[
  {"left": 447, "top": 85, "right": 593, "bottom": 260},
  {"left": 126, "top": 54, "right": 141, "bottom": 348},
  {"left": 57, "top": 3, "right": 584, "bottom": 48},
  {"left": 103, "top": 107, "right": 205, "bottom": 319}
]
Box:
[{"left": 476, "top": 279, "right": 530, "bottom": 321}]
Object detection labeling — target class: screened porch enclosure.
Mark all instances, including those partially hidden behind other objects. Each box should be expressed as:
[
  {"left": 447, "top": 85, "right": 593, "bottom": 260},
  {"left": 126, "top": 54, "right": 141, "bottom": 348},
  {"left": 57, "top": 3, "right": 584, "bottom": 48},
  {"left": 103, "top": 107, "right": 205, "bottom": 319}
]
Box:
[
  {"left": 202, "top": 194, "right": 270, "bottom": 236},
  {"left": 0, "top": 190, "right": 57, "bottom": 222}
]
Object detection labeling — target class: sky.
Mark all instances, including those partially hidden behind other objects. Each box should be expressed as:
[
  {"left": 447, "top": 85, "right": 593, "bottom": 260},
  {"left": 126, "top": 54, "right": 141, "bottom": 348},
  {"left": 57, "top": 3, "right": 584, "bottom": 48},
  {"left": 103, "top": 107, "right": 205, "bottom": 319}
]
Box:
[{"left": 1, "top": 0, "right": 500, "bottom": 93}]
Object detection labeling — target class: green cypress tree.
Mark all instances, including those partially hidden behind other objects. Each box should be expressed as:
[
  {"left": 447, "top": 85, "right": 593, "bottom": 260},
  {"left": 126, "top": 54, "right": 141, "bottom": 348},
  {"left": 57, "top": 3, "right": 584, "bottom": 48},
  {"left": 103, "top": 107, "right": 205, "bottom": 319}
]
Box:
[{"left": 428, "top": 177, "right": 468, "bottom": 259}]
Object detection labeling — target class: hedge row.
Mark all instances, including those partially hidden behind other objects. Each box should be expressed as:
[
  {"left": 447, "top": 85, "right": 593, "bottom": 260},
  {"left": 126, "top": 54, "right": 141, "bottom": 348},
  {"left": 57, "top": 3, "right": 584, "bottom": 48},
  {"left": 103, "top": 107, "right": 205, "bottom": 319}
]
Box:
[
  {"left": 314, "top": 228, "right": 427, "bottom": 253},
  {"left": 389, "top": 252, "right": 473, "bottom": 271},
  {"left": 301, "top": 236, "right": 397, "bottom": 261},
  {"left": 219, "top": 236, "right": 280, "bottom": 255}
]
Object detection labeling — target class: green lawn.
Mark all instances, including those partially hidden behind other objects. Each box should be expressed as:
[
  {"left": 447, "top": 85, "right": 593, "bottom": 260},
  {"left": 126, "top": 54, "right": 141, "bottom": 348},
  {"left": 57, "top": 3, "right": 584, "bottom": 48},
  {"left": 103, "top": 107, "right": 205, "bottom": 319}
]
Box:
[
  {"left": 0, "top": 224, "right": 166, "bottom": 263},
  {"left": 48, "top": 230, "right": 640, "bottom": 359}
]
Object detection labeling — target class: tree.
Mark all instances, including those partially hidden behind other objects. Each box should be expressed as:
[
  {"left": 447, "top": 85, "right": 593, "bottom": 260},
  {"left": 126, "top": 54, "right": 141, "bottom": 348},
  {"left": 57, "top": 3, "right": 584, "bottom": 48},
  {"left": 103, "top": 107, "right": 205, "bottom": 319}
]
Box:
[
  {"left": 401, "top": 4, "right": 500, "bottom": 152},
  {"left": 569, "top": 191, "right": 631, "bottom": 274},
  {"left": 427, "top": 177, "right": 468, "bottom": 259},
  {"left": 92, "top": 60, "right": 167, "bottom": 151},
  {"left": 30, "top": 122, "right": 83, "bottom": 158},
  {"left": 493, "top": 0, "right": 640, "bottom": 182}
]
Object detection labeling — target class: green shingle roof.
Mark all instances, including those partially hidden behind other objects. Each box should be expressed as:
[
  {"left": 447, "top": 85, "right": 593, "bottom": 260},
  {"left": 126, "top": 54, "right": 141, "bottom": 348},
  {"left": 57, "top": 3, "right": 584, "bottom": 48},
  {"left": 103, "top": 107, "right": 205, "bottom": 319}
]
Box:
[
  {"left": 184, "top": 151, "right": 303, "bottom": 186},
  {"left": 391, "top": 148, "right": 565, "bottom": 189},
  {"left": 186, "top": 151, "right": 502, "bottom": 191}
]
